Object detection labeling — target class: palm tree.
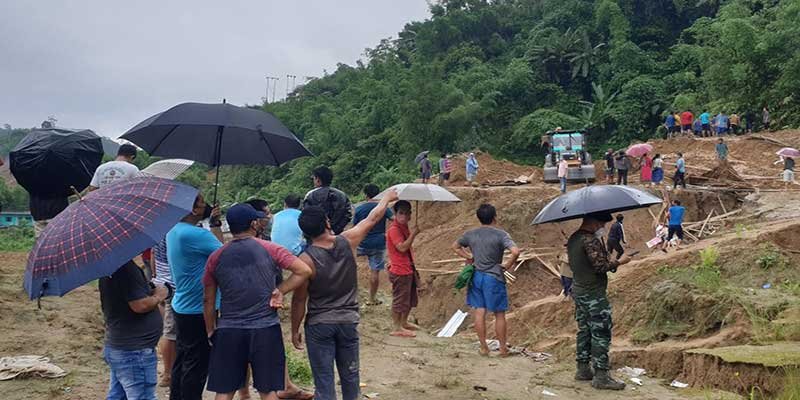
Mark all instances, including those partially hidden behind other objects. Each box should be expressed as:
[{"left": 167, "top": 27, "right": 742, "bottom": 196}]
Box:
[
  {"left": 579, "top": 83, "right": 618, "bottom": 131},
  {"left": 569, "top": 31, "right": 606, "bottom": 79},
  {"left": 528, "top": 28, "right": 583, "bottom": 83}
]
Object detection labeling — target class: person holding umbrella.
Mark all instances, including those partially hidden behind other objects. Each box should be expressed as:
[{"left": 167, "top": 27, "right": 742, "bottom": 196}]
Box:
[
  {"left": 386, "top": 200, "right": 422, "bottom": 338},
  {"left": 568, "top": 212, "right": 631, "bottom": 390},
  {"left": 532, "top": 185, "right": 660, "bottom": 391},
  {"left": 87, "top": 144, "right": 140, "bottom": 191}
]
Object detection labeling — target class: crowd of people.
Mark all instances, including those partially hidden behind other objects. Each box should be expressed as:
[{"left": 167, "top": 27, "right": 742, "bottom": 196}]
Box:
[
  {"left": 664, "top": 107, "right": 772, "bottom": 138},
  {"left": 416, "top": 151, "right": 479, "bottom": 186}
]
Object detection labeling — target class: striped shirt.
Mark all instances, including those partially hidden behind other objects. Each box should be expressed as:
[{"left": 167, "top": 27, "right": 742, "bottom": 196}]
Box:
[{"left": 151, "top": 238, "right": 173, "bottom": 285}]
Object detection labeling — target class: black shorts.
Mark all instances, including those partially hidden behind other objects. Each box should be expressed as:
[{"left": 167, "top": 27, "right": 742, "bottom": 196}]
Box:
[
  {"left": 207, "top": 325, "right": 286, "bottom": 394},
  {"left": 682, "top": 124, "right": 691, "bottom": 131},
  {"left": 441, "top": 173, "right": 451, "bottom": 180},
  {"left": 667, "top": 225, "right": 684, "bottom": 241}
]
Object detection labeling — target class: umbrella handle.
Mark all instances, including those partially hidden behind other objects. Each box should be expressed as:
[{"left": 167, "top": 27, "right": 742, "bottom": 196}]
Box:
[{"left": 70, "top": 186, "right": 82, "bottom": 200}]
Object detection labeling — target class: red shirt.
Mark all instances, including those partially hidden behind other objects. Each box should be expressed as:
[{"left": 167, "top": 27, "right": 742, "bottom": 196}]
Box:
[
  {"left": 386, "top": 221, "right": 414, "bottom": 276},
  {"left": 680, "top": 111, "right": 694, "bottom": 126}
]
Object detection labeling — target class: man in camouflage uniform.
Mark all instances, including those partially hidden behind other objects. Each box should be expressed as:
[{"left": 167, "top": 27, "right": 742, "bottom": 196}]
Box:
[{"left": 567, "top": 212, "right": 631, "bottom": 390}]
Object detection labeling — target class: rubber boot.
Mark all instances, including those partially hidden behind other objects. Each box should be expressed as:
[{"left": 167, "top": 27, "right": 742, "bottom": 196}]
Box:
[
  {"left": 591, "top": 369, "right": 626, "bottom": 390},
  {"left": 574, "top": 362, "right": 594, "bottom": 381}
]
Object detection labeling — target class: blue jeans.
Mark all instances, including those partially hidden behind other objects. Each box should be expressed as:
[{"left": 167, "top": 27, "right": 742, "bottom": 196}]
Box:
[
  {"left": 560, "top": 177, "right": 567, "bottom": 193},
  {"left": 103, "top": 346, "right": 158, "bottom": 400},
  {"left": 305, "top": 323, "right": 360, "bottom": 400}
]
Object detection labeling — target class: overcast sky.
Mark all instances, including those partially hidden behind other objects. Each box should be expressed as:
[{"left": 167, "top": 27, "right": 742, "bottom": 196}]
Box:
[{"left": 0, "top": 1, "right": 430, "bottom": 138}]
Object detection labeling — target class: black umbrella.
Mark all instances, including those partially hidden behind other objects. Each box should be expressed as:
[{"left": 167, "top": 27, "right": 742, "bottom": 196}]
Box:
[
  {"left": 10, "top": 128, "right": 104, "bottom": 197},
  {"left": 121, "top": 101, "right": 312, "bottom": 203},
  {"left": 532, "top": 185, "right": 662, "bottom": 224}
]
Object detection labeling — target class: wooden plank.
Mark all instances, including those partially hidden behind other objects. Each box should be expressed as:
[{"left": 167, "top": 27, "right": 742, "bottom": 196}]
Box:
[
  {"left": 717, "top": 194, "right": 727, "bottom": 214},
  {"left": 532, "top": 253, "right": 561, "bottom": 278},
  {"left": 698, "top": 210, "right": 714, "bottom": 238}
]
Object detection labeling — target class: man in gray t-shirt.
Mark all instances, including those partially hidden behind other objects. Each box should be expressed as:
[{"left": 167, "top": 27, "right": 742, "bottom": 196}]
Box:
[{"left": 452, "top": 204, "right": 520, "bottom": 357}]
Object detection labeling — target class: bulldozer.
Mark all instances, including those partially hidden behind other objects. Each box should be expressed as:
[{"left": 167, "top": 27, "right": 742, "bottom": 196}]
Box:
[{"left": 542, "top": 129, "right": 596, "bottom": 183}]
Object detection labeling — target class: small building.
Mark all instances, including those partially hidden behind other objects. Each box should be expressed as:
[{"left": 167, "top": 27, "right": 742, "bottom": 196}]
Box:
[{"left": 0, "top": 211, "right": 33, "bottom": 227}]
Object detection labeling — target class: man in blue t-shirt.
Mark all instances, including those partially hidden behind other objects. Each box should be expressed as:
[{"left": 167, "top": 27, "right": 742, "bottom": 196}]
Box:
[
  {"left": 166, "top": 193, "right": 223, "bottom": 400},
  {"left": 353, "top": 184, "right": 394, "bottom": 305},
  {"left": 664, "top": 112, "right": 677, "bottom": 138},
  {"left": 271, "top": 194, "right": 305, "bottom": 256},
  {"left": 700, "top": 112, "right": 712, "bottom": 137},
  {"left": 665, "top": 200, "right": 686, "bottom": 250},
  {"left": 716, "top": 112, "right": 729, "bottom": 136}
]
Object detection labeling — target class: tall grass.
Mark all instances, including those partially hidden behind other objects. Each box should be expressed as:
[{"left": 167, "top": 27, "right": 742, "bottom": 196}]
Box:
[{"left": 0, "top": 226, "right": 35, "bottom": 252}]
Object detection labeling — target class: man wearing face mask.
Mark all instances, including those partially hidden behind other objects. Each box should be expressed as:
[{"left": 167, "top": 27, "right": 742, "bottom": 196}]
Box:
[
  {"left": 567, "top": 212, "right": 631, "bottom": 391},
  {"left": 166, "top": 193, "right": 223, "bottom": 400}
]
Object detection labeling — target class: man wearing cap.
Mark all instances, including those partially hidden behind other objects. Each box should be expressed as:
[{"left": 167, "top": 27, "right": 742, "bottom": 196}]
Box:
[
  {"left": 567, "top": 212, "right": 631, "bottom": 390},
  {"left": 203, "top": 204, "right": 312, "bottom": 400}
]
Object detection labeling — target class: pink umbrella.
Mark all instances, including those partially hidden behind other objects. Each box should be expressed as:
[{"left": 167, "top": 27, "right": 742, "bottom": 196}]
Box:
[
  {"left": 776, "top": 147, "right": 800, "bottom": 158},
  {"left": 626, "top": 143, "right": 654, "bottom": 157}
]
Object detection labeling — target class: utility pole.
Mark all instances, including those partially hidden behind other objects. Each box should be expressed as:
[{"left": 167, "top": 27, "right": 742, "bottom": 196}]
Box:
[
  {"left": 286, "top": 74, "right": 297, "bottom": 98},
  {"left": 265, "top": 76, "right": 279, "bottom": 104}
]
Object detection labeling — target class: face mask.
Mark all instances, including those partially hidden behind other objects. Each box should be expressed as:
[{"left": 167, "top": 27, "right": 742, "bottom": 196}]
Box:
[
  {"left": 202, "top": 204, "right": 213, "bottom": 220},
  {"left": 595, "top": 228, "right": 606, "bottom": 239}
]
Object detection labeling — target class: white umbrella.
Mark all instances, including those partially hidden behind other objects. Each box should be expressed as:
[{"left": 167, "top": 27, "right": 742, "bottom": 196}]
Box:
[
  {"left": 139, "top": 158, "right": 194, "bottom": 180},
  {"left": 375, "top": 183, "right": 461, "bottom": 202},
  {"left": 375, "top": 183, "right": 460, "bottom": 225}
]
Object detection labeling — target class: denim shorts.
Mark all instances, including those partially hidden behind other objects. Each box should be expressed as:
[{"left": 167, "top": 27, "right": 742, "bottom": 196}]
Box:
[
  {"left": 466, "top": 270, "right": 509, "bottom": 313},
  {"left": 357, "top": 247, "right": 386, "bottom": 271},
  {"left": 103, "top": 346, "right": 158, "bottom": 400}
]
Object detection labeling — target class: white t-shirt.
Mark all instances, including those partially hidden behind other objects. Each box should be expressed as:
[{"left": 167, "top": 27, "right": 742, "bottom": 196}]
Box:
[{"left": 90, "top": 160, "right": 140, "bottom": 188}]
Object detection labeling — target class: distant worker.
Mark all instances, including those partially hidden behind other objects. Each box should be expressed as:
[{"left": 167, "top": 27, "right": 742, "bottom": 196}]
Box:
[
  {"left": 558, "top": 251, "right": 573, "bottom": 299},
  {"left": 304, "top": 166, "right": 353, "bottom": 235},
  {"left": 452, "top": 204, "right": 520, "bottom": 357},
  {"left": 466, "top": 153, "right": 479, "bottom": 184},
  {"left": 730, "top": 112, "right": 740, "bottom": 135},
  {"left": 606, "top": 214, "right": 627, "bottom": 260},
  {"left": 775, "top": 156, "right": 797, "bottom": 190},
  {"left": 680, "top": 109, "right": 694, "bottom": 135},
  {"left": 568, "top": 212, "right": 631, "bottom": 390},
  {"left": 604, "top": 149, "right": 615, "bottom": 184},
  {"left": 614, "top": 152, "right": 630, "bottom": 186},
  {"left": 664, "top": 200, "right": 686, "bottom": 250},
  {"left": 651, "top": 154, "right": 664, "bottom": 185},
  {"left": 419, "top": 153, "right": 432, "bottom": 184},
  {"left": 692, "top": 118, "right": 702, "bottom": 136},
  {"left": 88, "top": 143, "right": 140, "bottom": 191},
  {"left": 664, "top": 112, "right": 677, "bottom": 139},
  {"left": 558, "top": 158, "right": 568, "bottom": 194},
  {"left": 438, "top": 153, "right": 452, "bottom": 186},
  {"left": 673, "top": 152, "right": 686, "bottom": 189},
  {"left": 699, "top": 111, "right": 712, "bottom": 137},
  {"left": 715, "top": 138, "right": 729, "bottom": 162},
  {"left": 353, "top": 184, "right": 394, "bottom": 306},
  {"left": 640, "top": 153, "right": 652, "bottom": 184},
  {"left": 763, "top": 106, "right": 771, "bottom": 131},
  {"left": 744, "top": 110, "right": 754, "bottom": 133},
  {"left": 716, "top": 111, "right": 729, "bottom": 136}
]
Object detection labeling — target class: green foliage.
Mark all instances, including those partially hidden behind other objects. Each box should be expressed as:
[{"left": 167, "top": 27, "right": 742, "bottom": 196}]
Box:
[
  {"left": 286, "top": 348, "right": 313, "bottom": 386},
  {"left": 0, "top": 180, "right": 28, "bottom": 212},
  {"left": 756, "top": 246, "right": 787, "bottom": 270},
  {"left": 0, "top": 226, "right": 35, "bottom": 252}
]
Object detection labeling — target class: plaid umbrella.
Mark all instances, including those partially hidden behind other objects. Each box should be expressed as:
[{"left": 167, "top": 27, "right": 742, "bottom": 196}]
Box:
[{"left": 23, "top": 177, "right": 198, "bottom": 300}]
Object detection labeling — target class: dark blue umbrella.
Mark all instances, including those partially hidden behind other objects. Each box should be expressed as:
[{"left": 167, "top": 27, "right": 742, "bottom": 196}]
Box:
[
  {"left": 532, "top": 185, "right": 662, "bottom": 224},
  {"left": 23, "top": 176, "right": 198, "bottom": 300},
  {"left": 120, "top": 101, "right": 312, "bottom": 203},
  {"left": 10, "top": 127, "right": 104, "bottom": 197}
]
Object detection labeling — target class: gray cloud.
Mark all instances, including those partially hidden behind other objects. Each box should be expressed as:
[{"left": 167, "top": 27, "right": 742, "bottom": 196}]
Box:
[{"left": 0, "top": 0, "right": 429, "bottom": 137}]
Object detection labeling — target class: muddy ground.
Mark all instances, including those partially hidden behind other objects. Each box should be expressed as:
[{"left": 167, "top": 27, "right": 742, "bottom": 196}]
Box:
[{"left": 0, "top": 251, "right": 739, "bottom": 399}]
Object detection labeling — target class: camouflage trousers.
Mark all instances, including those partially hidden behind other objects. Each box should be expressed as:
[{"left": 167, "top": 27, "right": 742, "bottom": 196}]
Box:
[{"left": 574, "top": 293, "right": 613, "bottom": 370}]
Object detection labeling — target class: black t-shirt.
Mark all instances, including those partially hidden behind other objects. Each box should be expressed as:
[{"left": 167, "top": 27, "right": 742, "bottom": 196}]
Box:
[
  {"left": 99, "top": 261, "right": 162, "bottom": 350},
  {"left": 605, "top": 153, "right": 614, "bottom": 169},
  {"left": 29, "top": 195, "right": 69, "bottom": 221}
]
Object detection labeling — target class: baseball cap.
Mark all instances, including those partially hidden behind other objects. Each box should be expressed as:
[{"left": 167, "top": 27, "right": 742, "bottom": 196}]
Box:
[{"left": 226, "top": 203, "right": 266, "bottom": 232}]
